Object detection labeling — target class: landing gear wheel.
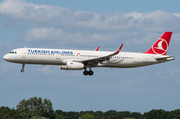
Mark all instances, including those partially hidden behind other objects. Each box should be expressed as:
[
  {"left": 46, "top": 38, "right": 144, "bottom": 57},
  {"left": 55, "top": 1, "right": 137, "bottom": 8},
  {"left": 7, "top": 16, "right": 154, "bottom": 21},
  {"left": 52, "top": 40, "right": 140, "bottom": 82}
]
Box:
[
  {"left": 21, "top": 64, "right": 25, "bottom": 73},
  {"left": 21, "top": 69, "right": 24, "bottom": 72},
  {"left": 83, "top": 70, "right": 89, "bottom": 75},
  {"left": 89, "top": 70, "right": 93, "bottom": 76}
]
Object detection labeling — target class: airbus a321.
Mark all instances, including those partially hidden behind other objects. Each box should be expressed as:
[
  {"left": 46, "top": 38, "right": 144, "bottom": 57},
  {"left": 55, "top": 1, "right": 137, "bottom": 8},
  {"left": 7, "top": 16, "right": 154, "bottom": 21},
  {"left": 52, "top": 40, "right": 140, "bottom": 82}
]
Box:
[{"left": 3, "top": 31, "right": 174, "bottom": 76}]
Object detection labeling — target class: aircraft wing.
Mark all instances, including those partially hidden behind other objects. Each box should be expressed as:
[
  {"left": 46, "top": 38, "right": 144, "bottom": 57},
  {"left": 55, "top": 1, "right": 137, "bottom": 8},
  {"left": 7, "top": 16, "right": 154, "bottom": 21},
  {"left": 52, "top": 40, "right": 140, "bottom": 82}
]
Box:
[{"left": 81, "top": 44, "right": 123, "bottom": 66}]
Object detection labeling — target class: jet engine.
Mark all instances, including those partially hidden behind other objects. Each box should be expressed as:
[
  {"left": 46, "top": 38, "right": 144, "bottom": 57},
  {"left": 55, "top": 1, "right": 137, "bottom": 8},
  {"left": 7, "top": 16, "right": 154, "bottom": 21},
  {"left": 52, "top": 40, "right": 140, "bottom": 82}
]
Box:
[{"left": 60, "top": 62, "right": 85, "bottom": 70}]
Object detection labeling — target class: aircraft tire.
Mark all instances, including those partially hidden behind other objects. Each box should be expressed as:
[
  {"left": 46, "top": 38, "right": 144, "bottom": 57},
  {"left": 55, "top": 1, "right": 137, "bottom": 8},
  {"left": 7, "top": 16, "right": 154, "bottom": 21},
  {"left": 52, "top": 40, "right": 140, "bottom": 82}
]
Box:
[
  {"left": 89, "top": 70, "right": 93, "bottom": 76},
  {"left": 21, "top": 69, "right": 24, "bottom": 72},
  {"left": 83, "top": 70, "right": 89, "bottom": 75}
]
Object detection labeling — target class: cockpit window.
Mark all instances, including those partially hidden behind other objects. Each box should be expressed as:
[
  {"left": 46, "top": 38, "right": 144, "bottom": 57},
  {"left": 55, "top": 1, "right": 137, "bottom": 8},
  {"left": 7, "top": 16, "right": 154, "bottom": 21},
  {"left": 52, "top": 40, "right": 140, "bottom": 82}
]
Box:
[{"left": 9, "top": 51, "right": 17, "bottom": 54}]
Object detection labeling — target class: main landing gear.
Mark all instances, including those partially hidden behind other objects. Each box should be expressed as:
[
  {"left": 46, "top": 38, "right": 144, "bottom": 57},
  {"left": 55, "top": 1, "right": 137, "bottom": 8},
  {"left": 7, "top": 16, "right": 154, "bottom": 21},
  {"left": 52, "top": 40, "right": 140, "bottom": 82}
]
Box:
[
  {"left": 83, "top": 69, "right": 94, "bottom": 76},
  {"left": 21, "top": 64, "right": 25, "bottom": 72}
]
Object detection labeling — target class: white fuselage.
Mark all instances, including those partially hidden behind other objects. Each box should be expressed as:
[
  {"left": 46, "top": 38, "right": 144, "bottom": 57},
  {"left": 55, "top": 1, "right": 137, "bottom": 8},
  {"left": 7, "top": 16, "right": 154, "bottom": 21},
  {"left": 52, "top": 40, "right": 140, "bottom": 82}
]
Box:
[{"left": 3, "top": 48, "right": 174, "bottom": 68}]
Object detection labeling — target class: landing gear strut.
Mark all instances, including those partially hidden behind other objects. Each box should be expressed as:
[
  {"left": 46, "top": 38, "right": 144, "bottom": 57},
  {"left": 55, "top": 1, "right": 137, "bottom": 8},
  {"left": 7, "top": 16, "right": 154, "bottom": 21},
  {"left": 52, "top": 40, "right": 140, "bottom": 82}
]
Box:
[
  {"left": 21, "top": 64, "right": 25, "bottom": 72},
  {"left": 83, "top": 69, "right": 94, "bottom": 76}
]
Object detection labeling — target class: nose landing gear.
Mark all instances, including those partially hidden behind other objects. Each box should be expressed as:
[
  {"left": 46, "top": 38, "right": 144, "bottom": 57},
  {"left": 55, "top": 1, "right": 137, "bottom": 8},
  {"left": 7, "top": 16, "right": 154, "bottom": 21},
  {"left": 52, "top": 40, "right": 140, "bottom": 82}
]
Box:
[{"left": 21, "top": 64, "right": 25, "bottom": 72}]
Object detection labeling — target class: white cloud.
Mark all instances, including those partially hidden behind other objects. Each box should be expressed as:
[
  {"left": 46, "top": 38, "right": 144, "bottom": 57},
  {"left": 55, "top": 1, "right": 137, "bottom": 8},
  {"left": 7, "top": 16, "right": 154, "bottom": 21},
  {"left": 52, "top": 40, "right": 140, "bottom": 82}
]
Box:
[
  {"left": 20, "top": 27, "right": 145, "bottom": 50},
  {"left": 0, "top": 0, "right": 180, "bottom": 51},
  {"left": 0, "top": 0, "right": 180, "bottom": 33},
  {"left": 173, "top": 13, "right": 180, "bottom": 17},
  {"left": 19, "top": 27, "right": 180, "bottom": 53},
  {"left": 22, "top": 27, "right": 62, "bottom": 42}
]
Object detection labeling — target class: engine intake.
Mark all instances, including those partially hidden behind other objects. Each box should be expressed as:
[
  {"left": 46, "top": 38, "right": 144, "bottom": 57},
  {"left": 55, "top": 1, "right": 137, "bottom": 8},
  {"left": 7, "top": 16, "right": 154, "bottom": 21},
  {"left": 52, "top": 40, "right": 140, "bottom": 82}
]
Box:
[{"left": 60, "top": 62, "right": 85, "bottom": 70}]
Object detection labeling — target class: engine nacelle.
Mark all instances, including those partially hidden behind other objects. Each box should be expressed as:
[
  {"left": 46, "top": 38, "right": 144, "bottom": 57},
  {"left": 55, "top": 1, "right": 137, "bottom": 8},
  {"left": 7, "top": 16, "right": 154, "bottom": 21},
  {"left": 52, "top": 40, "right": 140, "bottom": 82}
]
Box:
[{"left": 60, "top": 62, "right": 85, "bottom": 70}]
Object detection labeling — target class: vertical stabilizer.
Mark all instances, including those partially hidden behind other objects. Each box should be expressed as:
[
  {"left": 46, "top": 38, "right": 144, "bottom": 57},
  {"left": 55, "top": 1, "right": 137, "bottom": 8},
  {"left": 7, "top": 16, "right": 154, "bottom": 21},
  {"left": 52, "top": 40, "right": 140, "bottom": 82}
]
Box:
[{"left": 144, "top": 31, "right": 172, "bottom": 55}]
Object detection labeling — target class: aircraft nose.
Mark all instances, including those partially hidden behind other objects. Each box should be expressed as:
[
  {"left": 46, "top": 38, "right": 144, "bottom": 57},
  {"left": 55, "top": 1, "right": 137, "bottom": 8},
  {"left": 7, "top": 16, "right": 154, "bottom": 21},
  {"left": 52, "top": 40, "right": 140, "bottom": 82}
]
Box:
[{"left": 3, "top": 54, "right": 8, "bottom": 61}]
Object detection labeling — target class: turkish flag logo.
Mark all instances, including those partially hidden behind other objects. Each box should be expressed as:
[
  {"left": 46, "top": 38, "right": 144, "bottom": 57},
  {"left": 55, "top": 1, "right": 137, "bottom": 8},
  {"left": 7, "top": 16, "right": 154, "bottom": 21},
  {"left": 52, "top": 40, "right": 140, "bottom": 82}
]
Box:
[{"left": 152, "top": 38, "right": 168, "bottom": 55}]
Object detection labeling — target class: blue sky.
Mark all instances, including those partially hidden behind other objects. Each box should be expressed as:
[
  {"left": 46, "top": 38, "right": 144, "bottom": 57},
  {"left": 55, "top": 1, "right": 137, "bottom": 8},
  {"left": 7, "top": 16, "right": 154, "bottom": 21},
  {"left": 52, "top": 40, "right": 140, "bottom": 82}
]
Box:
[
  {"left": 26, "top": 0, "right": 180, "bottom": 14},
  {"left": 0, "top": 0, "right": 180, "bottom": 113}
]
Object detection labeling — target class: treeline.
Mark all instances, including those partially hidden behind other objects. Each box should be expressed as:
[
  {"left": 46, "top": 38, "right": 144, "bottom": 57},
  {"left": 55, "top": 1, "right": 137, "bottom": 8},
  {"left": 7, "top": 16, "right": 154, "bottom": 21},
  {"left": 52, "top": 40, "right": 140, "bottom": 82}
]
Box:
[{"left": 1, "top": 97, "right": 180, "bottom": 119}]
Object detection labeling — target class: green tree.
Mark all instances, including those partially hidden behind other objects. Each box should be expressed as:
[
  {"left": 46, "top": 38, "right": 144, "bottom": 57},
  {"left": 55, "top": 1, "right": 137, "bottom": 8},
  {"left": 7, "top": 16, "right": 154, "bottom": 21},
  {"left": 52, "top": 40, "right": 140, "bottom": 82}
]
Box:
[
  {"left": 0, "top": 106, "right": 22, "bottom": 119},
  {"left": 56, "top": 110, "right": 67, "bottom": 118},
  {"left": 104, "top": 110, "right": 117, "bottom": 118},
  {"left": 94, "top": 111, "right": 103, "bottom": 119},
  {"left": 78, "top": 113, "right": 94, "bottom": 119},
  {"left": 16, "top": 97, "right": 54, "bottom": 119},
  {"left": 109, "top": 115, "right": 117, "bottom": 119},
  {"left": 144, "top": 109, "right": 169, "bottom": 119},
  {"left": 0, "top": 106, "right": 12, "bottom": 118},
  {"left": 55, "top": 113, "right": 65, "bottom": 119},
  {"left": 123, "top": 117, "right": 136, "bottom": 119},
  {"left": 167, "top": 109, "right": 180, "bottom": 119},
  {"left": 129, "top": 112, "right": 142, "bottom": 119},
  {"left": 31, "top": 116, "right": 49, "bottom": 119},
  {"left": 65, "top": 111, "right": 80, "bottom": 119},
  {"left": 116, "top": 111, "right": 130, "bottom": 119}
]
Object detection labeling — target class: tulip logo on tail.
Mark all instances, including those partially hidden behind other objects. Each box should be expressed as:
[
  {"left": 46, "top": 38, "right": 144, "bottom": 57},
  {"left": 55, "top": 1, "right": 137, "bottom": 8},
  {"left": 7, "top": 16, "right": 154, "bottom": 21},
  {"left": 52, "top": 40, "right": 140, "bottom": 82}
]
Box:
[{"left": 152, "top": 38, "right": 168, "bottom": 55}]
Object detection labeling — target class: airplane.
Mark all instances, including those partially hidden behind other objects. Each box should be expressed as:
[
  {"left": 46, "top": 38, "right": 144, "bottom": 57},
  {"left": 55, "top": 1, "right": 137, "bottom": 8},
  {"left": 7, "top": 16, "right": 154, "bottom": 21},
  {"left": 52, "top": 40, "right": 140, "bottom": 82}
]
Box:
[{"left": 3, "top": 31, "right": 174, "bottom": 76}]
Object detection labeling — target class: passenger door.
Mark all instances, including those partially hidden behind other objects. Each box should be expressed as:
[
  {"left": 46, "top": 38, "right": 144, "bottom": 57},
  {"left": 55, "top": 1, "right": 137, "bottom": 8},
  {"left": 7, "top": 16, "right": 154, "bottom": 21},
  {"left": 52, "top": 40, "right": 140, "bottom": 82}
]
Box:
[{"left": 21, "top": 49, "right": 26, "bottom": 58}]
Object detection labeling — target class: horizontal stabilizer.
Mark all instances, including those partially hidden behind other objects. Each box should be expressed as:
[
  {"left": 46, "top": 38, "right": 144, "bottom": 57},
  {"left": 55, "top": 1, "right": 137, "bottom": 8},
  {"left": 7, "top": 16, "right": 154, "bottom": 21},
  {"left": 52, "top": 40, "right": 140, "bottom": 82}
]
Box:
[{"left": 156, "top": 56, "right": 174, "bottom": 61}]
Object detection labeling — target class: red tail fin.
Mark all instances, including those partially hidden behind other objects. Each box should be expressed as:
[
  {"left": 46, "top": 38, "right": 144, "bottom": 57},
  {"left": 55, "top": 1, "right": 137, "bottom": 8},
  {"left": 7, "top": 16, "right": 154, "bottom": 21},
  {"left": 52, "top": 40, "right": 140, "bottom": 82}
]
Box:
[{"left": 144, "top": 31, "right": 172, "bottom": 55}]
